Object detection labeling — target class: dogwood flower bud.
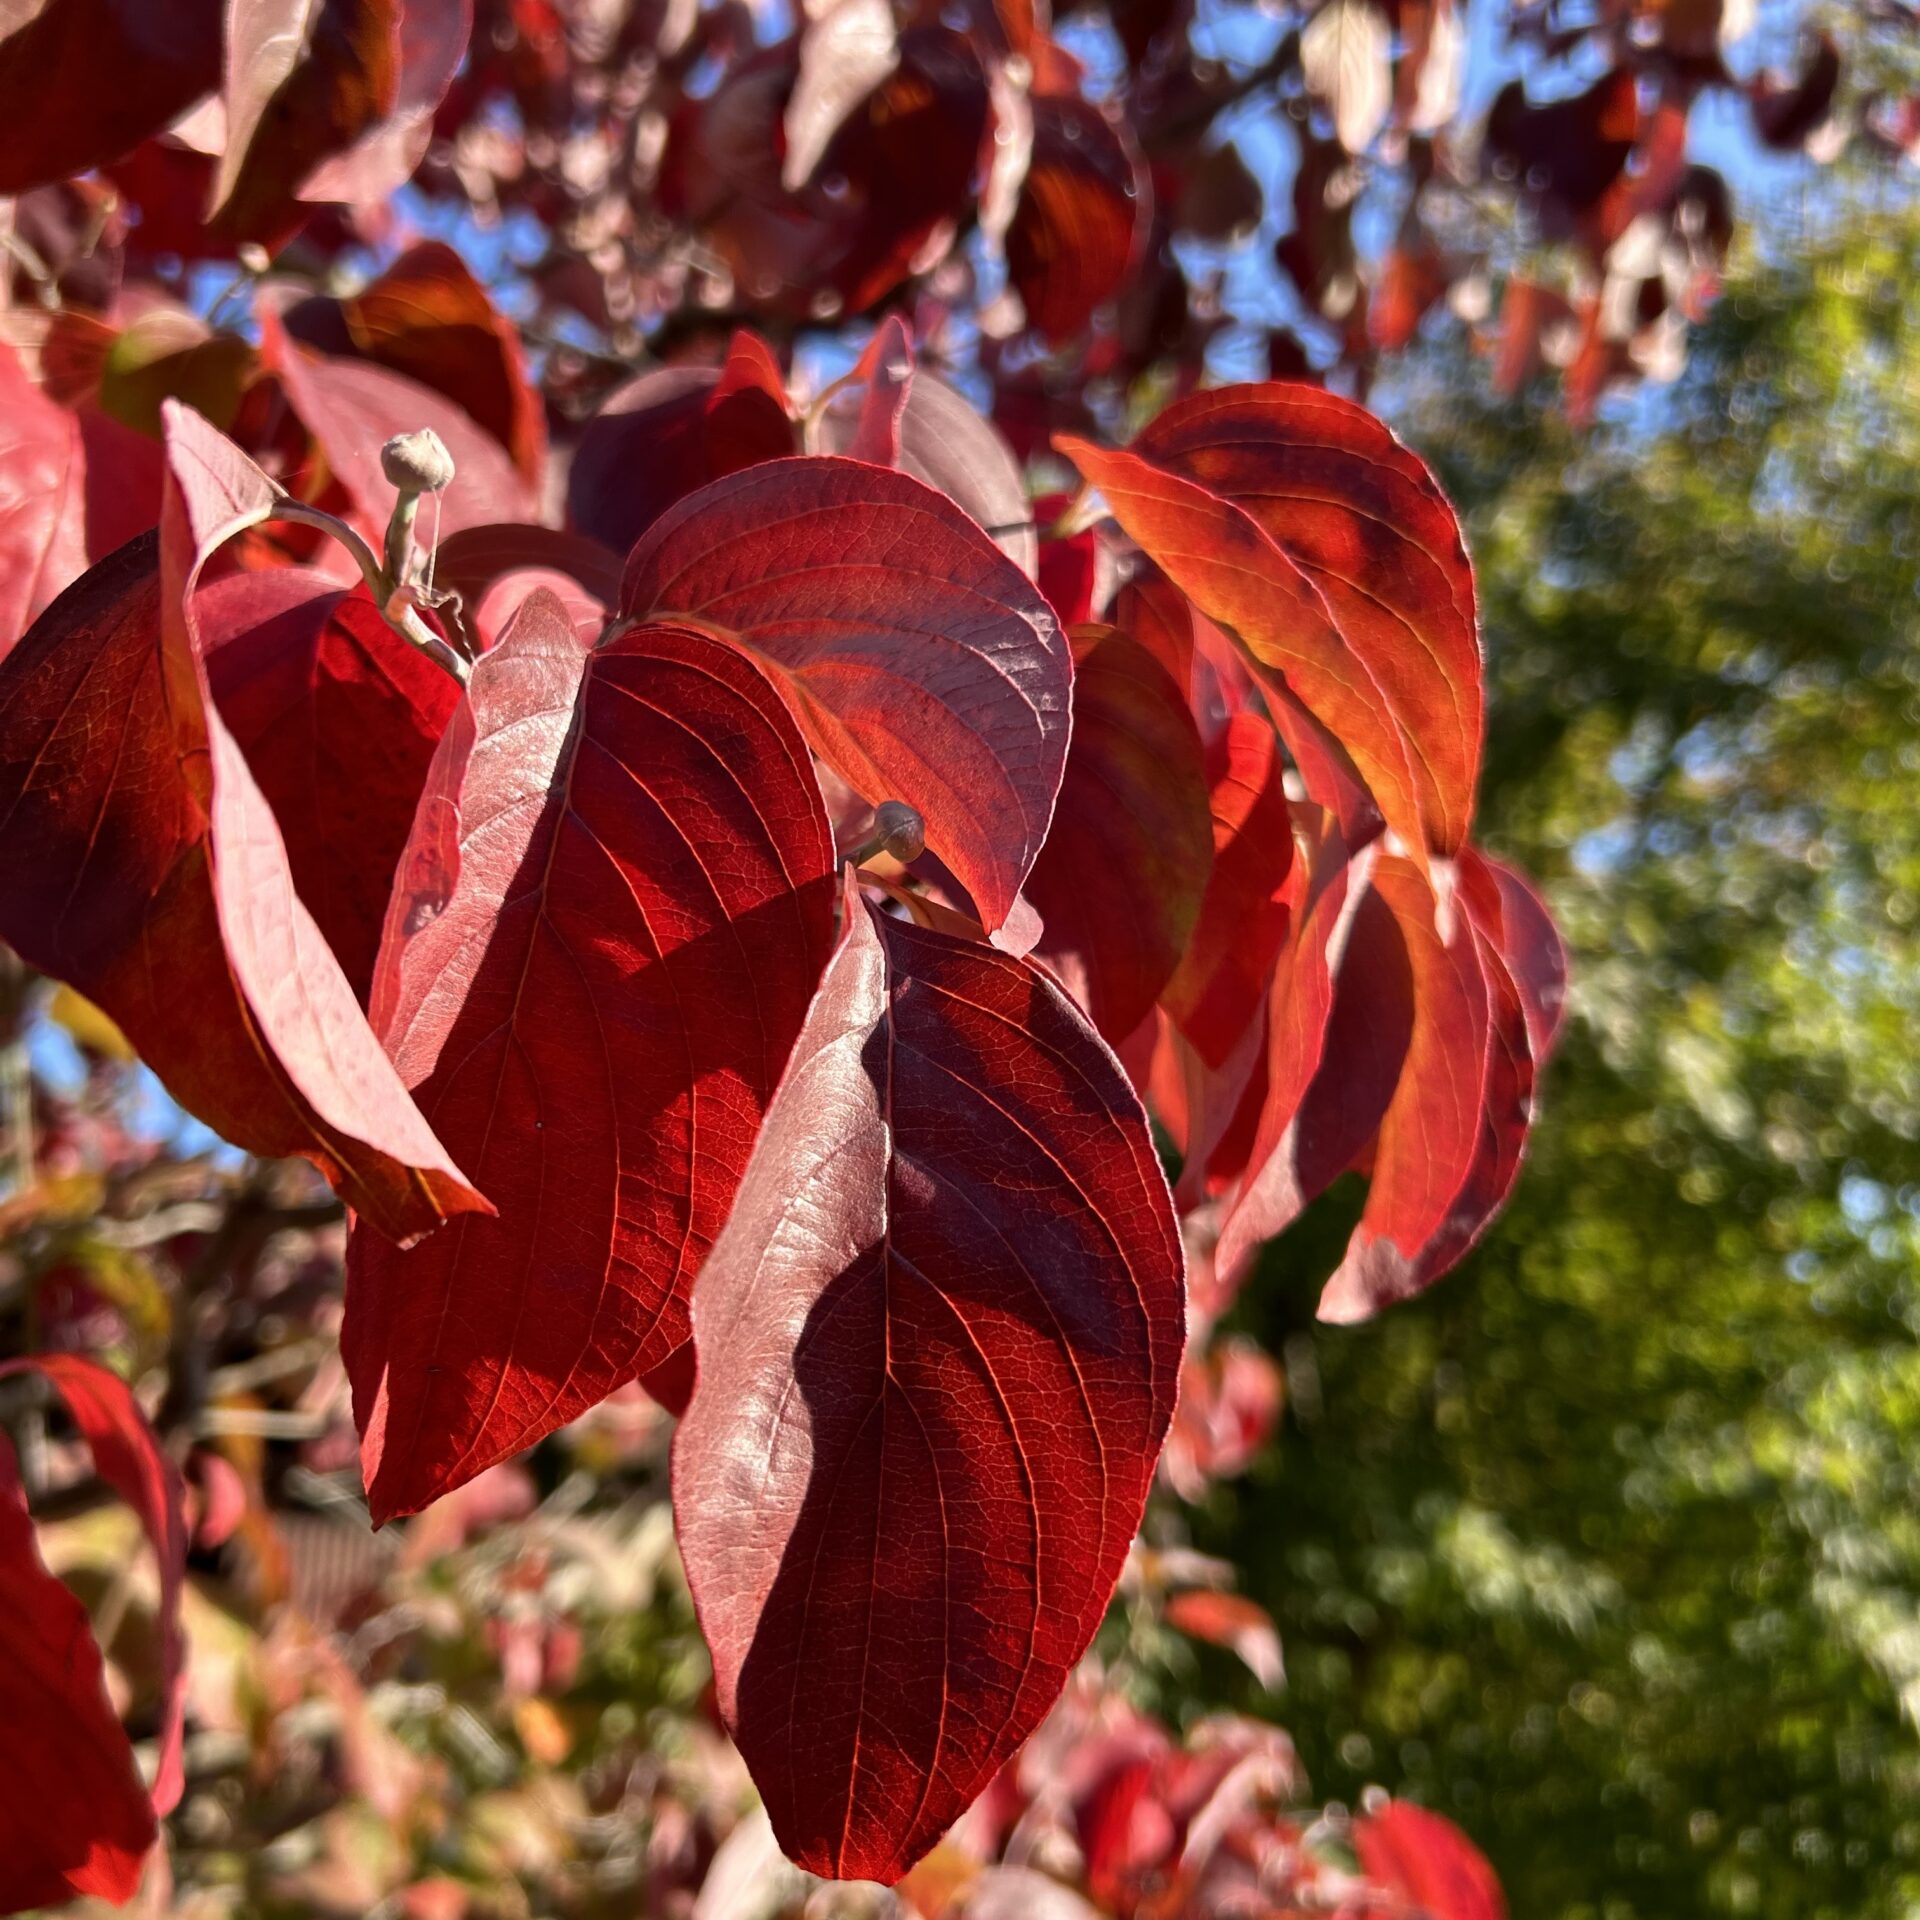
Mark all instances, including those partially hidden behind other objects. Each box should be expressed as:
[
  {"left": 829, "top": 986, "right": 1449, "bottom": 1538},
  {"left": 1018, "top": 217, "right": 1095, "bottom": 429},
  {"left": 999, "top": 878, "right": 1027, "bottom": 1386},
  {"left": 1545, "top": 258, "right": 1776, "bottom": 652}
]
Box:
[
  {"left": 871, "top": 801, "right": 925, "bottom": 863},
  {"left": 381, "top": 429, "right": 456, "bottom": 495}
]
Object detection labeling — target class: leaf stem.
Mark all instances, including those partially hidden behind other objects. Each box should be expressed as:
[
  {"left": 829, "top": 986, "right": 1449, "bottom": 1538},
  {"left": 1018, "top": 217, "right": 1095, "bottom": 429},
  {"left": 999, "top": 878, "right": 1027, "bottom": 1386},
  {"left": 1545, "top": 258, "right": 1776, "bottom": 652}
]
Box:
[{"left": 265, "top": 499, "right": 470, "bottom": 687}]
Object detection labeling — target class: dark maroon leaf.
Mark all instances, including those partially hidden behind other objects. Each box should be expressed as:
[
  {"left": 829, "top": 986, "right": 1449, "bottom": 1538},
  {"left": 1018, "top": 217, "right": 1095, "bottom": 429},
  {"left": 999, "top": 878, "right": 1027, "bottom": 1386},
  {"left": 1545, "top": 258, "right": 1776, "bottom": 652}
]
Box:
[
  {"left": 1027, "top": 627, "right": 1211, "bottom": 1042},
  {"left": 345, "top": 591, "right": 836, "bottom": 1519},
  {"left": 0, "top": 0, "right": 222, "bottom": 195},
  {"left": 620, "top": 456, "right": 1068, "bottom": 936},
  {"left": 675, "top": 877, "right": 1185, "bottom": 1881},
  {"left": 567, "top": 336, "right": 796, "bottom": 555}
]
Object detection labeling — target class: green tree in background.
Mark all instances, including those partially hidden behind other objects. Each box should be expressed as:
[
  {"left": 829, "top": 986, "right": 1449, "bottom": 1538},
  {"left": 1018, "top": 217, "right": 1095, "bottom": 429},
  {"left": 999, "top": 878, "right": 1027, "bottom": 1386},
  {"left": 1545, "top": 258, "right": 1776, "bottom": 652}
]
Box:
[{"left": 1201, "top": 202, "right": 1920, "bottom": 1920}]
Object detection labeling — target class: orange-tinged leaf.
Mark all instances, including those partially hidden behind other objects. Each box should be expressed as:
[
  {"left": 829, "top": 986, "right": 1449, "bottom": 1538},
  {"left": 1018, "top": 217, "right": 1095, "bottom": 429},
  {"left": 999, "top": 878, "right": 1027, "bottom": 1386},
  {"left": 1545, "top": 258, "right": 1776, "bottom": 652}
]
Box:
[
  {"left": 1164, "top": 1588, "right": 1284, "bottom": 1690},
  {"left": 1063, "top": 381, "right": 1482, "bottom": 867},
  {"left": 288, "top": 240, "right": 546, "bottom": 483}
]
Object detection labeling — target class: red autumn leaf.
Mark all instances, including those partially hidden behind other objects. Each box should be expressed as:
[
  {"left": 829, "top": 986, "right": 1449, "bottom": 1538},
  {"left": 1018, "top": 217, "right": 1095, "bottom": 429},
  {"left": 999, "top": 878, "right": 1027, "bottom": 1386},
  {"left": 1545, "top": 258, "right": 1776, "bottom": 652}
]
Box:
[
  {"left": 831, "top": 312, "right": 914, "bottom": 466},
  {"left": 1027, "top": 627, "right": 1212, "bottom": 1042},
  {"left": 1163, "top": 1588, "right": 1285, "bottom": 1691},
  {"left": 1038, "top": 521, "right": 1101, "bottom": 626},
  {"left": 213, "top": 0, "right": 469, "bottom": 240},
  {"left": 0, "top": 341, "right": 165, "bottom": 658},
  {"left": 810, "top": 28, "right": 994, "bottom": 313},
  {"left": 1162, "top": 1338, "right": 1284, "bottom": 1498},
  {"left": 1479, "top": 852, "right": 1568, "bottom": 1058},
  {"left": 1006, "top": 93, "right": 1149, "bottom": 341},
  {"left": 0, "top": 1438, "right": 154, "bottom": 1909},
  {"left": 1315, "top": 854, "right": 1487, "bottom": 1321},
  {"left": 428, "top": 523, "right": 623, "bottom": 653},
  {"left": 619, "top": 456, "right": 1068, "bottom": 937},
  {"left": 1274, "top": 128, "right": 1361, "bottom": 329},
  {"left": 284, "top": 240, "right": 547, "bottom": 484},
  {"left": 1317, "top": 850, "right": 1567, "bottom": 1318},
  {"left": 0, "top": 1353, "right": 190, "bottom": 1810},
  {"left": 0, "top": 344, "right": 93, "bottom": 654},
  {"left": 1215, "top": 821, "right": 1373, "bottom": 1277},
  {"left": 1485, "top": 67, "right": 1640, "bottom": 230},
  {"left": 1161, "top": 712, "right": 1297, "bottom": 1067},
  {"left": 431, "top": 524, "right": 624, "bottom": 619},
  {"left": 1112, "top": 573, "right": 1196, "bottom": 693},
  {"left": 1371, "top": 238, "right": 1450, "bottom": 351},
  {"left": 1750, "top": 33, "right": 1842, "bottom": 151},
  {"left": 214, "top": 0, "right": 401, "bottom": 235},
  {"left": 1355, "top": 1800, "right": 1507, "bottom": 1920},
  {"left": 0, "top": 0, "right": 222, "bottom": 195},
  {"left": 258, "top": 301, "right": 536, "bottom": 539},
  {"left": 0, "top": 1351, "right": 192, "bottom": 1911},
  {"left": 1152, "top": 998, "right": 1274, "bottom": 1205},
  {"left": 1059, "top": 420, "right": 1472, "bottom": 876},
  {"left": 567, "top": 336, "right": 796, "bottom": 555},
  {"left": 817, "top": 352, "right": 1039, "bottom": 574},
  {"left": 1099, "top": 382, "right": 1482, "bottom": 860},
  {"left": 782, "top": 0, "right": 900, "bottom": 193},
  {"left": 345, "top": 591, "right": 836, "bottom": 1520},
  {"left": 1488, "top": 276, "right": 1574, "bottom": 398},
  {"left": 202, "top": 569, "right": 461, "bottom": 1005},
  {"left": 661, "top": 29, "right": 989, "bottom": 320},
  {"left": 296, "top": 0, "right": 470, "bottom": 208},
  {"left": 0, "top": 408, "right": 484, "bottom": 1242},
  {"left": 675, "top": 879, "right": 1185, "bottom": 1882}
]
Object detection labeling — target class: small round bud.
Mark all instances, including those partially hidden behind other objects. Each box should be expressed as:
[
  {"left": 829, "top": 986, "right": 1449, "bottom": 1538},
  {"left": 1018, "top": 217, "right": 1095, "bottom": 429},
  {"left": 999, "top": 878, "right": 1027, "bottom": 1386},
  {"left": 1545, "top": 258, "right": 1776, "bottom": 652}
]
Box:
[
  {"left": 872, "top": 800, "right": 925, "bottom": 864},
  {"left": 381, "top": 428, "right": 456, "bottom": 494}
]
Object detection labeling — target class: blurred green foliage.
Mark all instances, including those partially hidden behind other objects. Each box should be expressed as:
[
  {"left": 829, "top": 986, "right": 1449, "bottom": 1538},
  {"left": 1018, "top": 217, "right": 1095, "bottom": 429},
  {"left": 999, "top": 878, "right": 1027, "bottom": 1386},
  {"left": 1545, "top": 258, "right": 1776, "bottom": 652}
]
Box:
[{"left": 1201, "top": 199, "right": 1920, "bottom": 1920}]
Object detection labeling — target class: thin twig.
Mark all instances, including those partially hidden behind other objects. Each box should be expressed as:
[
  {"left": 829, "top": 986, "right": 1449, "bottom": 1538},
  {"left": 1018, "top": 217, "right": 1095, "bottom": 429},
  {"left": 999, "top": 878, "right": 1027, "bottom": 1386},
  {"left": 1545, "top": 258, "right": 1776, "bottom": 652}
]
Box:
[{"left": 265, "top": 501, "right": 470, "bottom": 686}]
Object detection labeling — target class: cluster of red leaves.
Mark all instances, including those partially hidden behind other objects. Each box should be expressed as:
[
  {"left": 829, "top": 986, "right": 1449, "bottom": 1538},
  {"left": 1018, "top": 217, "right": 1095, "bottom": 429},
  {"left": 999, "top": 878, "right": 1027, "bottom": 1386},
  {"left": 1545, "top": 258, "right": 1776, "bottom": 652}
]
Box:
[
  {"left": 3, "top": 0, "right": 1911, "bottom": 464},
  {"left": 889, "top": 1668, "right": 1505, "bottom": 1920},
  {"left": 0, "top": 276, "right": 1552, "bottom": 1899}
]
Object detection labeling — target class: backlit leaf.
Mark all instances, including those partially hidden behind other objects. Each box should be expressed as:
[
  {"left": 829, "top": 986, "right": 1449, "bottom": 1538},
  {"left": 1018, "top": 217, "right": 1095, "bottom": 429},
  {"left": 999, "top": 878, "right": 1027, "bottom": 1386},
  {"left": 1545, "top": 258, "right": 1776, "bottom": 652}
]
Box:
[
  {"left": 0, "top": 341, "right": 164, "bottom": 659},
  {"left": 1160, "top": 712, "right": 1296, "bottom": 1066},
  {"left": 0, "top": 1437, "right": 154, "bottom": 1908},
  {"left": 1006, "top": 94, "right": 1148, "bottom": 341},
  {"left": 202, "top": 568, "right": 461, "bottom": 1005},
  {"left": 285, "top": 240, "right": 547, "bottom": 484},
  {"left": 0, "top": 409, "right": 484, "bottom": 1242},
  {"left": 1062, "top": 383, "right": 1481, "bottom": 868},
  {"left": 1355, "top": 1800, "right": 1508, "bottom": 1920},
  {"left": 0, "top": 1351, "right": 192, "bottom": 1910},
  {"left": 259, "top": 301, "right": 535, "bottom": 539}
]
